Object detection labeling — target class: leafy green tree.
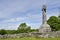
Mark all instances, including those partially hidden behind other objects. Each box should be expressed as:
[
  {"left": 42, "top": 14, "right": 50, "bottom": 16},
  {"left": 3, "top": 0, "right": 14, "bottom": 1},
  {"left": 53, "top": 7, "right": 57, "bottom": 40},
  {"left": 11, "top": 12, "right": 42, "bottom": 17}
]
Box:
[
  {"left": 58, "top": 15, "right": 60, "bottom": 22},
  {"left": 25, "top": 26, "right": 31, "bottom": 33},
  {"left": 0, "top": 29, "right": 7, "bottom": 35},
  {"left": 58, "top": 15, "right": 60, "bottom": 18},
  {"left": 47, "top": 16, "right": 60, "bottom": 31},
  {"left": 31, "top": 29, "right": 39, "bottom": 32},
  {"left": 18, "top": 23, "right": 31, "bottom": 33}
]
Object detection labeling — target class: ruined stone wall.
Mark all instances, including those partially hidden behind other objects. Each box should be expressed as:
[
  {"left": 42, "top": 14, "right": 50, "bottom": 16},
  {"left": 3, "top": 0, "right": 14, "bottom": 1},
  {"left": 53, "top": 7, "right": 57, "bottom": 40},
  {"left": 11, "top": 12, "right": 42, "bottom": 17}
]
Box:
[{"left": 0, "top": 31, "right": 60, "bottom": 38}]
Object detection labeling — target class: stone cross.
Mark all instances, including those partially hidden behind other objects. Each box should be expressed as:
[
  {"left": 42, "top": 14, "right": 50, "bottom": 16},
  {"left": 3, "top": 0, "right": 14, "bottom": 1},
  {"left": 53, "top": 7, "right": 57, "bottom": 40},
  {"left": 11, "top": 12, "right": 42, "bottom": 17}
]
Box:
[
  {"left": 42, "top": 5, "right": 47, "bottom": 24},
  {"left": 39, "top": 5, "right": 51, "bottom": 33}
]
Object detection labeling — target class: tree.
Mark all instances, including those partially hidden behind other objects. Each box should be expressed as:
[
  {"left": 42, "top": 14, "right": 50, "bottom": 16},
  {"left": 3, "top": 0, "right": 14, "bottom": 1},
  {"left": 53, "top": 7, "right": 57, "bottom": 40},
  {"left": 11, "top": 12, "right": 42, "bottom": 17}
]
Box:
[
  {"left": 58, "top": 15, "right": 60, "bottom": 18},
  {"left": 47, "top": 16, "right": 60, "bottom": 31},
  {"left": 18, "top": 23, "right": 31, "bottom": 33},
  {"left": 25, "top": 26, "right": 31, "bottom": 33},
  {"left": 58, "top": 15, "right": 60, "bottom": 24},
  {"left": 0, "top": 29, "right": 7, "bottom": 35},
  {"left": 31, "top": 29, "right": 39, "bottom": 32}
]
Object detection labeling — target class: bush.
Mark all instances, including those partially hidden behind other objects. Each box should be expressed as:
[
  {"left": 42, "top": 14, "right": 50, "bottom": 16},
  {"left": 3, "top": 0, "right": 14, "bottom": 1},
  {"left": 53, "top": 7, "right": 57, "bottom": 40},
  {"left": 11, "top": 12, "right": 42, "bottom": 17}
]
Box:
[{"left": 0, "top": 29, "right": 7, "bottom": 35}]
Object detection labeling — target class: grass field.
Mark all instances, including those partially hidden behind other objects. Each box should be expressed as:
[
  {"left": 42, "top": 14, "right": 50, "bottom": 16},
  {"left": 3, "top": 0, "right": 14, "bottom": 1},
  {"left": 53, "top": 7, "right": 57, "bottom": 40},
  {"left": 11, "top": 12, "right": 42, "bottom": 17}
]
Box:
[{"left": 0, "top": 36, "right": 60, "bottom": 40}]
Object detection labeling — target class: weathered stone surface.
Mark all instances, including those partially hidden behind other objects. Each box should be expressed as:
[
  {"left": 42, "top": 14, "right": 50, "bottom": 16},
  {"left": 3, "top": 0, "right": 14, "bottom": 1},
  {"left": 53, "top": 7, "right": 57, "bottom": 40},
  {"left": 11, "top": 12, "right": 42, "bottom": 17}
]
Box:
[
  {"left": 39, "top": 5, "right": 51, "bottom": 33},
  {"left": 39, "top": 24, "right": 51, "bottom": 33},
  {"left": 0, "top": 31, "right": 60, "bottom": 38}
]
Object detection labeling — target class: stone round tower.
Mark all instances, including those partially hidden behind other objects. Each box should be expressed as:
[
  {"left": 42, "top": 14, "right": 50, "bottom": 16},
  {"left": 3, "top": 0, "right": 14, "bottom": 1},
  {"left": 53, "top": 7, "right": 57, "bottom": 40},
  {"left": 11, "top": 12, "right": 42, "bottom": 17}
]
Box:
[{"left": 39, "top": 5, "right": 51, "bottom": 33}]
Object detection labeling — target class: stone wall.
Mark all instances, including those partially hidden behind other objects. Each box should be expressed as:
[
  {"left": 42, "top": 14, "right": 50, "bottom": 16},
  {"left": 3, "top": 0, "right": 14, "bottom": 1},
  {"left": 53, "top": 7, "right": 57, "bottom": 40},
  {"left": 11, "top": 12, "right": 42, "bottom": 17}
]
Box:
[
  {"left": 0, "top": 31, "right": 60, "bottom": 38},
  {"left": 0, "top": 33, "right": 31, "bottom": 38}
]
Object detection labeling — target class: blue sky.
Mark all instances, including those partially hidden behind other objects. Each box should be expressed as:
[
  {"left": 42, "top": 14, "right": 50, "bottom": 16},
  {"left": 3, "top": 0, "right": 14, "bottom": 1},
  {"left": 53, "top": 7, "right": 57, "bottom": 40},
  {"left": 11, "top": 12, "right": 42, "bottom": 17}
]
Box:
[{"left": 0, "top": 0, "right": 60, "bottom": 30}]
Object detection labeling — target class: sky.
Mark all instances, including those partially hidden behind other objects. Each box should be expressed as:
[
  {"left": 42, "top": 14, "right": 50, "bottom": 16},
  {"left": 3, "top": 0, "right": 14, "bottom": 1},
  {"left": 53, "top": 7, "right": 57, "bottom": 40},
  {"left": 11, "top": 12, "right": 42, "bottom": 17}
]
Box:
[{"left": 0, "top": 0, "right": 60, "bottom": 30}]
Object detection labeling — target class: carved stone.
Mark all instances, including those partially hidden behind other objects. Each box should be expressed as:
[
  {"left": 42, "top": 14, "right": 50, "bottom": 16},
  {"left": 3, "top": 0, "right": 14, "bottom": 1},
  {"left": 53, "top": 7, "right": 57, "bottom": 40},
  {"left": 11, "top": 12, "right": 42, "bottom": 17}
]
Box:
[{"left": 39, "top": 5, "right": 51, "bottom": 33}]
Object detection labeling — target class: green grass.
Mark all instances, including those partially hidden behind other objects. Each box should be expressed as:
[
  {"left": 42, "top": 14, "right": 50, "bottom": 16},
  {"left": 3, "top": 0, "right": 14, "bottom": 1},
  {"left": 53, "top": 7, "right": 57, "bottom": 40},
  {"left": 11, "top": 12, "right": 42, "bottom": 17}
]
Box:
[{"left": 0, "top": 36, "right": 60, "bottom": 40}]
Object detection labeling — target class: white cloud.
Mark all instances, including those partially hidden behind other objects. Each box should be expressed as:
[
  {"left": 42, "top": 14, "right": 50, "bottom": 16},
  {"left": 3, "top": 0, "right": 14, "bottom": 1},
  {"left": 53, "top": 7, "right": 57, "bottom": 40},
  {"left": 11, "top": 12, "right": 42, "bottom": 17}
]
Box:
[
  {"left": 0, "top": 23, "right": 19, "bottom": 30},
  {"left": 47, "top": 9, "right": 60, "bottom": 19},
  {"left": 27, "top": 13, "right": 42, "bottom": 19},
  {"left": 0, "top": 0, "right": 60, "bottom": 29},
  {"left": 0, "top": 0, "right": 60, "bottom": 18},
  {"left": 2, "top": 17, "right": 27, "bottom": 23},
  {"left": 1, "top": 13, "right": 42, "bottom": 23}
]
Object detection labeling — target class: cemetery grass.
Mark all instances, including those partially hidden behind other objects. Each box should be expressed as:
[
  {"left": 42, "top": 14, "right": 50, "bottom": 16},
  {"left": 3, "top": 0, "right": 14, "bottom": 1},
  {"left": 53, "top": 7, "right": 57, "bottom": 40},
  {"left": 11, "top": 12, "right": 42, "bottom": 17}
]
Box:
[{"left": 0, "top": 36, "right": 60, "bottom": 40}]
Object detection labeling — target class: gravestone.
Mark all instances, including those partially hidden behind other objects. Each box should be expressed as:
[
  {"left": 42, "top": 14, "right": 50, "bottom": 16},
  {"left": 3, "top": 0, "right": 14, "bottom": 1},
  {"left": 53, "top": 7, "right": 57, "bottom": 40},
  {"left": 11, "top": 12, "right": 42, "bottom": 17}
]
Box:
[{"left": 39, "top": 5, "right": 51, "bottom": 33}]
